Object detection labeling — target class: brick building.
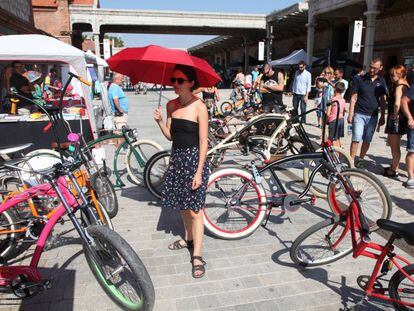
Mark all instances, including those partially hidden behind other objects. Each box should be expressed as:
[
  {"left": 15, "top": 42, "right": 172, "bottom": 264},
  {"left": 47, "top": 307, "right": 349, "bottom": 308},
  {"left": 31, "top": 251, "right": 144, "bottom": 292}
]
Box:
[
  {"left": 31, "top": 0, "right": 98, "bottom": 45},
  {"left": 0, "top": 0, "right": 46, "bottom": 35}
]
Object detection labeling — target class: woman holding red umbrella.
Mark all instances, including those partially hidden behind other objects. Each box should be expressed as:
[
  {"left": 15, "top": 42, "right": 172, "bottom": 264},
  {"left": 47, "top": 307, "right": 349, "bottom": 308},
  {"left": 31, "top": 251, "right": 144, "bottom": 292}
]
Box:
[{"left": 153, "top": 64, "right": 209, "bottom": 278}]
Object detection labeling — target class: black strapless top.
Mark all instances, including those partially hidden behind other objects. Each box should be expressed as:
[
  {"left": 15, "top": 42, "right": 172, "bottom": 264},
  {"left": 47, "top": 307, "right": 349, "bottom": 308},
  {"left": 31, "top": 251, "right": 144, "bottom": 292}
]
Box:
[{"left": 171, "top": 118, "right": 199, "bottom": 148}]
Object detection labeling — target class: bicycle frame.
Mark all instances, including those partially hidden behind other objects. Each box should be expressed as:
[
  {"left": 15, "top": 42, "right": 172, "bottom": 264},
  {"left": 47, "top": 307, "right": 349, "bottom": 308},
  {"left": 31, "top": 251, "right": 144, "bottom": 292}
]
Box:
[
  {"left": 86, "top": 132, "right": 145, "bottom": 188},
  {"left": 208, "top": 113, "right": 289, "bottom": 161},
  {"left": 0, "top": 165, "right": 113, "bottom": 289},
  {"left": 326, "top": 183, "right": 414, "bottom": 307}
]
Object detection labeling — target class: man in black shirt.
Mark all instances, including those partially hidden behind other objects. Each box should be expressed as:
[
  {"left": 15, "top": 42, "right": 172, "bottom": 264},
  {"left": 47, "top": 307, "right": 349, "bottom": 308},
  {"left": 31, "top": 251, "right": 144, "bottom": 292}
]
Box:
[
  {"left": 259, "top": 63, "right": 284, "bottom": 113},
  {"left": 9, "top": 61, "right": 33, "bottom": 108},
  {"left": 347, "top": 58, "right": 387, "bottom": 167}
]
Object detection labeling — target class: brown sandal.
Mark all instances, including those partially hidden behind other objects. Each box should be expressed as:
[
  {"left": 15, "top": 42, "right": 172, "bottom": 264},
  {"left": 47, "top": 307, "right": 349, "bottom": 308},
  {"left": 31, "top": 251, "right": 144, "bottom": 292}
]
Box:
[
  {"left": 191, "top": 256, "right": 206, "bottom": 278},
  {"left": 168, "top": 239, "right": 193, "bottom": 250}
]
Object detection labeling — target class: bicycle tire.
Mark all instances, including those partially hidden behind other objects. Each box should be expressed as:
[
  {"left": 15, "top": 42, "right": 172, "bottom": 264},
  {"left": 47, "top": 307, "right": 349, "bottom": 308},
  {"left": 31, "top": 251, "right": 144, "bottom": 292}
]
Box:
[
  {"left": 327, "top": 168, "right": 392, "bottom": 232},
  {"left": 389, "top": 263, "right": 414, "bottom": 311},
  {"left": 220, "top": 101, "right": 233, "bottom": 117},
  {"left": 203, "top": 168, "right": 267, "bottom": 240},
  {"left": 290, "top": 216, "right": 353, "bottom": 267},
  {"left": 143, "top": 150, "right": 170, "bottom": 200},
  {"left": 125, "top": 139, "right": 164, "bottom": 185},
  {"left": 84, "top": 225, "right": 155, "bottom": 311},
  {"left": 0, "top": 209, "right": 20, "bottom": 260},
  {"left": 303, "top": 147, "right": 353, "bottom": 198},
  {"left": 90, "top": 173, "right": 119, "bottom": 219}
]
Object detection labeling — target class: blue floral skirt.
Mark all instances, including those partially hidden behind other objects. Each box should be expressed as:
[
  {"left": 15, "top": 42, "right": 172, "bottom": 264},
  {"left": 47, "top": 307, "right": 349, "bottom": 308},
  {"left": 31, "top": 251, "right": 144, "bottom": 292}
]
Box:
[{"left": 161, "top": 146, "right": 209, "bottom": 212}]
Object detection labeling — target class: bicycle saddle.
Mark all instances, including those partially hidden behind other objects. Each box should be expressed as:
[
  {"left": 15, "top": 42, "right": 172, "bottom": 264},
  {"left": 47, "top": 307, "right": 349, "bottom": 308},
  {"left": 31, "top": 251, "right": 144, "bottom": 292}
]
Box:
[
  {"left": 0, "top": 143, "right": 33, "bottom": 155},
  {"left": 377, "top": 219, "right": 414, "bottom": 245}
]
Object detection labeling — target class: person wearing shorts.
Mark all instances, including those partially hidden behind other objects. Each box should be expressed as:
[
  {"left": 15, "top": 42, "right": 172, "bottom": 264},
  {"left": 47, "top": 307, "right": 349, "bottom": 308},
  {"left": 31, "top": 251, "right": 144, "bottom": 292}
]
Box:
[
  {"left": 326, "top": 82, "right": 346, "bottom": 147},
  {"left": 401, "top": 86, "right": 414, "bottom": 188},
  {"left": 348, "top": 59, "right": 387, "bottom": 168},
  {"left": 108, "top": 73, "right": 129, "bottom": 130}
]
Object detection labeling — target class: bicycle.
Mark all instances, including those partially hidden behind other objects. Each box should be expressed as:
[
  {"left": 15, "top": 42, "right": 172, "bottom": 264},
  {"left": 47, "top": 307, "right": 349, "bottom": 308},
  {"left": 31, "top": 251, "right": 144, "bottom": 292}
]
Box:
[
  {"left": 289, "top": 174, "right": 412, "bottom": 310},
  {"left": 0, "top": 153, "right": 155, "bottom": 310},
  {"left": 202, "top": 103, "right": 390, "bottom": 240},
  {"left": 1, "top": 73, "right": 155, "bottom": 310},
  {"left": 144, "top": 105, "right": 353, "bottom": 200}
]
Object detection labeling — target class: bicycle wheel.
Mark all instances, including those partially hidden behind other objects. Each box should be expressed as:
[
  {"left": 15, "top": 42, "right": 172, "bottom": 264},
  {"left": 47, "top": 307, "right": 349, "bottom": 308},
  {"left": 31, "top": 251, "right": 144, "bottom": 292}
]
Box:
[
  {"left": 220, "top": 101, "right": 233, "bottom": 117},
  {"left": 125, "top": 139, "right": 163, "bottom": 185},
  {"left": 303, "top": 147, "right": 353, "bottom": 198},
  {"left": 0, "top": 209, "right": 21, "bottom": 260},
  {"left": 389, "top": 264, "right": 414, "bottom": 311},
  {"left": 143, "top": 150, "right": 170, "bottom": 200},
  {"left": 290, "top": 216, "right": 353, "bottom": 267},
  {"left": 84, "top": 225, "right": 155, "bottom": 311},
  {"left": 327, "top": 169, "right": 392, "bottom": 231},
  {"left": 90, "top": 173, "right": 119, "bottom": 219},
  {"left": 203, "top": 168, "right": 267, "bottom": 240}
]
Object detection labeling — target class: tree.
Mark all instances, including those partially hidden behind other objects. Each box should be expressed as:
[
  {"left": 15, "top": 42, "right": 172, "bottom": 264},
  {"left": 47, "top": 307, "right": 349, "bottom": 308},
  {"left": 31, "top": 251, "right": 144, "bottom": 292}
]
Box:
[{"left": 104, "top": 35, "right": 124, "bottom": 47}]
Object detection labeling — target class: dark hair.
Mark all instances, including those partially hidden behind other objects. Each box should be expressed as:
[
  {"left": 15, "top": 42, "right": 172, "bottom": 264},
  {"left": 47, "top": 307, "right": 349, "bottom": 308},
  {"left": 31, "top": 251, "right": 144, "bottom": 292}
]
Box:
[
  {"left": 50, "top": 68, "right": 57, "bottom": 74},
  {"left": 11, "top": 61, "right": 21, "bottom": 68},
  {"left": 298, "top": 61, "right": 306, "bottom": 66},
  {"left": 335, "top": 82, "right": 346, "bottom": 94},
  {"left": 173, "top": 64, "right": 199, "bottom": 90},
  {"left": 334, "top": 67, "right": 344, "bottom": 75}
]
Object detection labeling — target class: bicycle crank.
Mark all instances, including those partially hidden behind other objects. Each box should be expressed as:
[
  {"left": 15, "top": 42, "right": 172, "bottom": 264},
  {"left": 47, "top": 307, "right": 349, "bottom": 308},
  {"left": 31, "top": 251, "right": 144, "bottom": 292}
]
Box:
[
  {"left": 11, "top": 275, "right": 52, "bottom": 299},
  {"left": 283, "top": 195, "right": 314, "bottom": 212}
]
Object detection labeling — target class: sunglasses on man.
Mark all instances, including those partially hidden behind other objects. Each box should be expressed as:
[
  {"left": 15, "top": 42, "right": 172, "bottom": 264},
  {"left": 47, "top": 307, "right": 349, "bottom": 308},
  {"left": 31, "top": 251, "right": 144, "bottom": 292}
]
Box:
[{"left": 170, "top": 77, "right": 188, "bottom": 85}]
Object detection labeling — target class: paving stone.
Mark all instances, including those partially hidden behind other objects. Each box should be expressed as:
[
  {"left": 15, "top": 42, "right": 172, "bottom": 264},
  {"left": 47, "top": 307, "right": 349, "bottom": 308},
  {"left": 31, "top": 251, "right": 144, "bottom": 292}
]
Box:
[{"left": 2, "top": 91, "right": 412, "bottom": 311}]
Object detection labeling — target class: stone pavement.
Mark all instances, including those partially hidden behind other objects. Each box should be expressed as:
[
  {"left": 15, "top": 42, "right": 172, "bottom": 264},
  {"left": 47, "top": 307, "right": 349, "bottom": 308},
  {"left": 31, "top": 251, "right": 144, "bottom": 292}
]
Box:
[{"left": 2, "top": 89, "right": 413, "bottom": 311}]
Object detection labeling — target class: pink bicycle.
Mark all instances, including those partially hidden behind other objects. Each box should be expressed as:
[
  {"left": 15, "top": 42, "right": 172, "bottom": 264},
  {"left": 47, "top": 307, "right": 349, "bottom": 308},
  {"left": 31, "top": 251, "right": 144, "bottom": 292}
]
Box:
[
  {"left": 0, "top": 153, "right": 154, "bottom": 310},
  {"left": 0, "top": 79, "right": 155, "bottom": 310}
]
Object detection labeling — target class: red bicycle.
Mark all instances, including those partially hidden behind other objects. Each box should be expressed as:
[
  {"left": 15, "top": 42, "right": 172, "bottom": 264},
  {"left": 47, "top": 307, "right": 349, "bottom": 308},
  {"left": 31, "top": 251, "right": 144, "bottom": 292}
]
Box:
[{"left": 290, "top": 163, "right": 414, "bottom": 310}]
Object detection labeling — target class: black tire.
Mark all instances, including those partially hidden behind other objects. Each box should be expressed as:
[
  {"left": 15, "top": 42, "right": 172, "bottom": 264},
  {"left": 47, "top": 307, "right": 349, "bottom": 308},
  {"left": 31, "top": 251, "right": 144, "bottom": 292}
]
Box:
[
  {"left": 0, "top": 209, "right": 20, "bottom": 261},
  {"left": 81, "top": 199, "right": 114, "bottom": 230},
  {"left": 84, "top": 225, "right": 155, "bottom": 310},
  {"left": 290, "top": 216, "right": 353, "bottom": 267},
  {"left": 327, "top": 168, "right": 392, "bottom": 232},
  {"left": 220, "top": 101, "right": 233, "bottom": 117},
  {"left": 389, "top": 264, "right": 414, "bottom": 311},
  {"left": 90, "top": 173, "right": 119, "bottom": 219},
  {"left": 143, "top": 150, "right": 170, "bottom": 200}
]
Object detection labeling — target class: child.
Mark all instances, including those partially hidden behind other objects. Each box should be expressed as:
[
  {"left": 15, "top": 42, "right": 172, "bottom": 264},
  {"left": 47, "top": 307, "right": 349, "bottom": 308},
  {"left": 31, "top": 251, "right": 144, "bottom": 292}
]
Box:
[{"left": 326, "top": 82, "right": 346, "bottom": 147}]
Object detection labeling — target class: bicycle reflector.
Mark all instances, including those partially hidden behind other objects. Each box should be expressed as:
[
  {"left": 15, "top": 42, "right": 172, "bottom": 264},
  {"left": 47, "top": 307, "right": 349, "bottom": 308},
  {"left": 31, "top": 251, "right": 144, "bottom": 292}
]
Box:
[{"left": 79, "top": 108, "right": 86, "bottom": 117}]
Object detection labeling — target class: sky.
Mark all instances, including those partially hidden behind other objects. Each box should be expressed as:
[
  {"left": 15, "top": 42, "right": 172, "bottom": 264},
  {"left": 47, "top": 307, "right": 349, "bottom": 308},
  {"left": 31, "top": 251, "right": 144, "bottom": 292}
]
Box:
[{"left": 99, "top": 0, "right": 298, "bottom": 49}]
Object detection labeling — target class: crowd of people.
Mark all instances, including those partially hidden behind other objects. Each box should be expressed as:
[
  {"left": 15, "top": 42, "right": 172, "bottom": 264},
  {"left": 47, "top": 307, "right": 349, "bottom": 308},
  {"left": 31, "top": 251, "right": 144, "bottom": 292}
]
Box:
[
  {"left": 194, "top": 59, "right": 414, "bottom": 190},
  {"left": 1, "top": 61, "right": 76, "bottom": 114}
]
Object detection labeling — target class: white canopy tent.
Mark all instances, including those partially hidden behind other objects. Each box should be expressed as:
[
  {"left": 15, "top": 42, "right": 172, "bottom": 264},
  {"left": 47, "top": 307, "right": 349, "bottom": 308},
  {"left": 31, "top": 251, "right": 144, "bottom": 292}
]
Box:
[
  {"left": 270, "top": 49, "right": 319, "bottom": 66},
  {"left": 85, "top": 50, "right": 109, "bottom": 67},
  {"left": 0, "top": 34, "right": 99, "bottom": 137}
]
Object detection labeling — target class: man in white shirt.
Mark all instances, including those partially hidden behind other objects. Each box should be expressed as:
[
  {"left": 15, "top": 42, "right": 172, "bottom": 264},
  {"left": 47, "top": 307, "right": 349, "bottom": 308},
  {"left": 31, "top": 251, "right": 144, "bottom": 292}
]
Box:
[
  {"left": 292, "top": 61, "right": 312, "bottom": 123},
  {"left": 333, "top": 68, "right": 349, "bottom": 98}
]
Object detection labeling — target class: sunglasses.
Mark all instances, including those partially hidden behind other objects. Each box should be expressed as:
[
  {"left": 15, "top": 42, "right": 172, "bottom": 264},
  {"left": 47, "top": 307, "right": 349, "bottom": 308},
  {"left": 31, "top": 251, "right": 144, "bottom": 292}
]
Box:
[
  {"left": 170, "top": 77, "right": 188, "bottom": 85},
  {"left": 324, "top": 71, "right": 332, "bottom": 74}
]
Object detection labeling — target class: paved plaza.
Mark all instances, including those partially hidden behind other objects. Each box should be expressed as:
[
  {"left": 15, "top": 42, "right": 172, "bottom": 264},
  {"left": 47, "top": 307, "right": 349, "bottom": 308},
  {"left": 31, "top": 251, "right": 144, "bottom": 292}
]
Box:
[{"left": 3, "top": 89, "right": 414, "bottom": 311}]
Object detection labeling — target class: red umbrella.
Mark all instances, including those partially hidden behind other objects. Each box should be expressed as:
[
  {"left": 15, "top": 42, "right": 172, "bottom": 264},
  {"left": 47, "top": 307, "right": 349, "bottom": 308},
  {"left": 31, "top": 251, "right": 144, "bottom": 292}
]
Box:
[{"left": 106, "top": 45, "right": 221, "bottom": 87}]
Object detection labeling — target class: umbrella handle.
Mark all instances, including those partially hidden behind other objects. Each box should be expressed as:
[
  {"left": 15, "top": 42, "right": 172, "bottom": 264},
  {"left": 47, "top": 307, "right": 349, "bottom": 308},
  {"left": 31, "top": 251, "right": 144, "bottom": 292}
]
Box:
[{"left": 158, "top": 63, "right": 167, "bottom": 107}]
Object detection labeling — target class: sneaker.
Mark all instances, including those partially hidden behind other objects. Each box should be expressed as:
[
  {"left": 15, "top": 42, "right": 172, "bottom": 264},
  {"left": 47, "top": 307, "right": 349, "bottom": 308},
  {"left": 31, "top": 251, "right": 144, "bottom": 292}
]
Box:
[
  {"left": 356, "top": 159, "right": 365, "bottom": 169},
  {"left": 406, "top": 179, "right": 414, "bottom": 189}
]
